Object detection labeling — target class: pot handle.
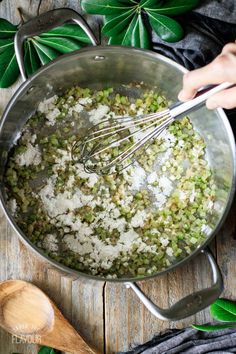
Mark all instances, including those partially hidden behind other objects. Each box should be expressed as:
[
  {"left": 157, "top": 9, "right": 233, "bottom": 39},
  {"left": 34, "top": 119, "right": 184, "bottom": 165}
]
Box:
[
  {"left": 14, "top": 8, "right": 98, "bottom": 82},
  {"left": 125, "top": 248, "right": 223, "bottom": 321}
]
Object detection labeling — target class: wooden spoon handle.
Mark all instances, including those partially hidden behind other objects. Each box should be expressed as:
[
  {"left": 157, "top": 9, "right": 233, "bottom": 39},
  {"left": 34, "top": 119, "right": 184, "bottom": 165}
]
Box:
[
  {"left": 40, "top": 336, "right": 98, "bottom": 354},
  {"left": 39, "top": 302, "right": 98, "bottom": 354}
]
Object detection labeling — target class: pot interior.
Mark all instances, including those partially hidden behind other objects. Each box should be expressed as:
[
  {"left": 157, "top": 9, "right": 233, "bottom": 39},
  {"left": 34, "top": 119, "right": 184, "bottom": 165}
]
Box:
[{"left": 0, "top": 47, "right": 235, "bottom": 281}]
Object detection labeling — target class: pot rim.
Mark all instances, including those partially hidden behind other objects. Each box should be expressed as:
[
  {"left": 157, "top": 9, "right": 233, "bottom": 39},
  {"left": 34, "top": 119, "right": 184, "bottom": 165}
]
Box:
[{"left": 0, "top": 45, "right": 235, "bottom": 283}]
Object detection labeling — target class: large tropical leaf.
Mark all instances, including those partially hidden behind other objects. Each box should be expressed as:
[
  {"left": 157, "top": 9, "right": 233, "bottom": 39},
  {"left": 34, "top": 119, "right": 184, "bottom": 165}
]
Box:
[
  {"left": 31, "top": 39, "right": 60, "bottom": 64},
  {"left": 0, "top": 38, "right": 14, "bottom": 53},
  {"left": 192, "top": 323, "right": 236, "bottom": 332},
  {"left": 0, "top": 16, "right": 96, "bottom": 88},
  {"left": 108, "top": 13, "right": 149, "bottom": 48},
  {"left": 210, "top": 299, "right": 236, "bottom": 322},
  {"left": 131, "top": 14, "right": 150, "bottom": 48},
  {"left": 81, "top": 0, "right": 132, "bottom": 15},
  {"left": 116, "top": 13, "right": 139, "bottom": 46},
  {"left": 38, "top": 347, "right": 55, "bottom": 354},
  {"left": 0, "top": 18, "right": 17, "bottom": 38},
  {"left": 146, "top": 0, "right": 200, "bottom": 15},
  {"left": 118, "top": 0, "right": 137, "bottom": 3},
  {"left": 0, "top": 47, "right": 19, "bottom": 87},
  {"left": 147, "top": 10, "right": 184, "bottom": 42},
  {"left": 40, "top": 24, "right": 92, "bottom": 44},
  {"left": 117, "top": 0, "right": 136, "bottom": 3},
  {"left": 102, "top": 8, "right": 136, "bottom": 36},
  {"left": 24, "top": 40, "right": 41, "bottom": 77},
  {"left": 108, "top": 33, "right": 124, "bottom": 45},
  {"left": 35, "top": 36, "right": 81, "bottom": 54},
  {"left": 140, "top": 0, "right": 160, "bottom": 7}
]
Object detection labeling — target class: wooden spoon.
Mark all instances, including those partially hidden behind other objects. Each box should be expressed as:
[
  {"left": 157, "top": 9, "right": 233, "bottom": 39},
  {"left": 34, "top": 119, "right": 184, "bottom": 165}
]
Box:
[{"left": 0, "top": 280, "right": 97, "bottom": 354}]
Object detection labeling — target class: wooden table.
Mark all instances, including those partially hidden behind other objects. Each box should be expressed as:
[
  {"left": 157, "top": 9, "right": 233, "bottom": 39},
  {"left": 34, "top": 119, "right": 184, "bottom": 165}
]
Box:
[{"left": 0, "top": 1, "right": 236, "bottom": 353}]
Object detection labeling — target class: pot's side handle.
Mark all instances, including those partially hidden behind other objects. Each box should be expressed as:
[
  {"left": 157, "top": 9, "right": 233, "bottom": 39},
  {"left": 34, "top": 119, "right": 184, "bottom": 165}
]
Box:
[
  {"left": 125, "top": 248, "right": 223, "bottom": 321},
  {"left": 14, "top": 8, "right": 98, "bottom": 82}
]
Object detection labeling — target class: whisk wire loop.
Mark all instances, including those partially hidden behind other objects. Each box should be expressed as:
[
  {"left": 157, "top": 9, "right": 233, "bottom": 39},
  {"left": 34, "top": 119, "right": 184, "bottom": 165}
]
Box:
[
  {"left": 84, "top": 109, "right": 170, "bottom": 143},
  {"left": 82, "top": 112, "right": 173, "bottom": 173}
]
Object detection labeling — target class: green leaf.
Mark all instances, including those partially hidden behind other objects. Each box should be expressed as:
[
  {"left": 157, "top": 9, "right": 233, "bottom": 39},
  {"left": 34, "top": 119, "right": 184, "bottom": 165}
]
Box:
[
  {"left": 146, "top": 0, "right": 200, "bottom": 15},
  {"left": 131, "top": 14, "right": 150, "bottom": 48},
  {"left": 24, "top": 40, "right": 40, "bottom": 77},
  {"left": 210, "top": 299, "right": 236, "bottom": 322},
  {"left": 40, "top": 24, "right": 92, "bottom": 44},
  {"left": 0, "top": 18, "right": 17, "bottom": 38},
  {"left": 117, "top": 0, "right": 136, "bottom": 3},
  {"left": 192, "top": 323, "right": 236, "bottom": 332},
  {"left": 35, "top": 36, "right": 81, "bottom": 54},
  {"left": 102, "top": 8, "right": 136, "bottom": 36},
  {"left": 0, "top": 46, "right": 19, "bottom": 88},
  {"left": 119, "top": 13, "right": 139, "bottom": 46},
  {"left": 38, "top": 346, "right": 55, "bottom": 354},
  {"left": 31, "top": 39, "right": 60, "bottom": 64},
  {"left": 108, "top": 13, "right": 139, "bottom": 45},
  {"left": 123, "top": 14, "right": 139, "bottom": 46},
  {"left": 140, "top": 0, "right": 160, "bottom": 7},
  {"left": 0, "top": 38, "right": 14, "bottom": 53},
  {"left": 108, "top": 13, "right": 150, "bottom": 49},
  {"left": 81, "top": 0, "right": 132, "bottom": 15},
  {"left": 108, "top": 34, "right": 124, "bottom": 45},
  {"left": 119, "top": 0, "right": 137, "bottom": 3},
  {"left": 147, "top": 10, "right": 184, "bottom": 42}
]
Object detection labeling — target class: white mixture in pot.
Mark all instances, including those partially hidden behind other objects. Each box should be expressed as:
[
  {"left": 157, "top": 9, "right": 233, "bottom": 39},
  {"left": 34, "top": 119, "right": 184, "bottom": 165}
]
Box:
[{"left": 6, "top": 84, "right": 215, "bottom": 278}]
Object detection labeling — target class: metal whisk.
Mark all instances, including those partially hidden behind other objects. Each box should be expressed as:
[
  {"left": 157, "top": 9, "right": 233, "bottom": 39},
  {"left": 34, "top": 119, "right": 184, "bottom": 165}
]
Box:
[{"left": 74, "top": 82, "right": 233, "bottom": 174}]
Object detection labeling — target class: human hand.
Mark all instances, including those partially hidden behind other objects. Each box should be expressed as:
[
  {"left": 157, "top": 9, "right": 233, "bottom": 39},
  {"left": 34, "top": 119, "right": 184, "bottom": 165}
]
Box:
[{"left": 178, "top": 43, "right": 236, "bottom": 109}]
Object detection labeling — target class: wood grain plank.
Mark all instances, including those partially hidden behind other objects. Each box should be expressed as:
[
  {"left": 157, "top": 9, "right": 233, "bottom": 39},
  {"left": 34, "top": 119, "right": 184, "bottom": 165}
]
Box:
[
  {"left": 0, "top": 210, "right": 41, "bottom": 353},
  {"left": 105, "top": 275, "right": 169, "bottom": 354},
  {"left": 216, "top": 197, "right": 236, "bottom": 299},
  {"left": 71, "top": 279, "right": 105, "bottom": 353}
]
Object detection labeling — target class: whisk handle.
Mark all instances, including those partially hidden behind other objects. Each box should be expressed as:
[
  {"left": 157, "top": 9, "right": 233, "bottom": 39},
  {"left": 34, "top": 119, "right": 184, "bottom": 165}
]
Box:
[{"left": 170, "top": 82, "right": 235, "bottom": 119}]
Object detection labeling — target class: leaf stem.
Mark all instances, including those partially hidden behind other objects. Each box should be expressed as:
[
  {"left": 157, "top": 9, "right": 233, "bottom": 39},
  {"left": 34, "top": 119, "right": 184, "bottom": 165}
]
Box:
[
  {"left": 37, "top": 0, "right": 43, "bottom": 16},
  {"left": 17, "top": 7, "right": 26, "bottom": 25}
]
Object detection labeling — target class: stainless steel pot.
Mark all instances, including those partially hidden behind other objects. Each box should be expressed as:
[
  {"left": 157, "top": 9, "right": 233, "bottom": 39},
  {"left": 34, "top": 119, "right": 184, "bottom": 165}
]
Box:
[{"left": 0, "top": 8, "right": 235, "bottom": 321}]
